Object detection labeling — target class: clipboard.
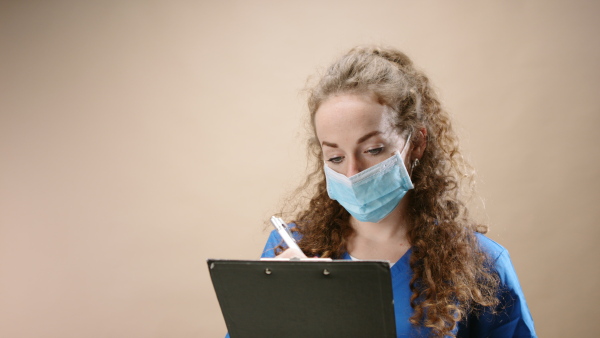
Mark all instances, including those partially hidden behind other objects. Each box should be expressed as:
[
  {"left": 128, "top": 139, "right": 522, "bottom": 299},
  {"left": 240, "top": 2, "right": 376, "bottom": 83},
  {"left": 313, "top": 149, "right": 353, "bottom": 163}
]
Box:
[{"left": 207, "top": 259, "right": 396, "bottom": 338}]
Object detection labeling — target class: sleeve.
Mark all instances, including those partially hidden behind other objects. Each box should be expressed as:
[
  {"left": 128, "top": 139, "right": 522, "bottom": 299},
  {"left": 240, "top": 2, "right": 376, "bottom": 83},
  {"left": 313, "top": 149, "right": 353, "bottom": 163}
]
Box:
[
  {"left": 260, "top": 226, "right": 303, "bottom": 258},
  {"left": 458, "top": 248, "right": 537, "bottom": 338},
  {"left": 260, "top": 229, "right": 285, "bottom": 258}
]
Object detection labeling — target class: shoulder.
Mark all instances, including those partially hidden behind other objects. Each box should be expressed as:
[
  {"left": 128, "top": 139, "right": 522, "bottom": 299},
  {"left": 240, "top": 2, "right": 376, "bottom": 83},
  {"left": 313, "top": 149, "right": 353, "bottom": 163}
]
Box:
[
  {"left": 461, "top": 233, "right": 537, "bottom": 337},
  {"left": 474, "top": 232, "right": 507, "bottom": 262},
  {"left": 473, "top": 233, "right": 521, "bottom": 285}
]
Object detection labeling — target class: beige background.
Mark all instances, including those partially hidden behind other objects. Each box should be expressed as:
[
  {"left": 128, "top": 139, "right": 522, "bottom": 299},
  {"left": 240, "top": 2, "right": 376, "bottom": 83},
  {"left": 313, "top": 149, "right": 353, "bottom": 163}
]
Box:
[{"left": 1, "top": 1, "right": 598, "bottom": 337}]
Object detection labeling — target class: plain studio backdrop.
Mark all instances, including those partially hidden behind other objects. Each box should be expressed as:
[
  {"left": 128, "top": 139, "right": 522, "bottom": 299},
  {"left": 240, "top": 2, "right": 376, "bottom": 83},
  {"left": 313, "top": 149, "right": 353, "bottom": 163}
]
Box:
[{"left": 1, "top": 1, "right": 598, "bottom": 337}]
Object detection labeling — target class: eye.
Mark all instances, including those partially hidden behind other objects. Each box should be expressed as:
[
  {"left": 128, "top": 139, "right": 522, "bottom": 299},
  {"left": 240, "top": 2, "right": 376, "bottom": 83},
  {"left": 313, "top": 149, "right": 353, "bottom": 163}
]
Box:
[
  {"left": 365, "top": 147, "right": 384, "bottom": 155},
  {"left": 327, "top": 156, "right": 344, "bottom": 164}
]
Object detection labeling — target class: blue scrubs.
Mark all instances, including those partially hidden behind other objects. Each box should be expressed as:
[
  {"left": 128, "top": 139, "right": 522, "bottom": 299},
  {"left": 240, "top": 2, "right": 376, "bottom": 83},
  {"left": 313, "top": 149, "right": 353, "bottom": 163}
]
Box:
[{"left": 258, "top": 229, "right": 536, "bottom": 337}]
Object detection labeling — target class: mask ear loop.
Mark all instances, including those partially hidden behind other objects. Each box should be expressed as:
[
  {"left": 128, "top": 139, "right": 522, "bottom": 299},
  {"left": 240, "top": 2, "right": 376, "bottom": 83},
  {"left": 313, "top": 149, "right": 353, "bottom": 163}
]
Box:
[
  {"left": 401, "top": 132, "right": 419, "bottom": 175},
  {"left": 400, "top": 132, "right": 412, "bottom": 158}
]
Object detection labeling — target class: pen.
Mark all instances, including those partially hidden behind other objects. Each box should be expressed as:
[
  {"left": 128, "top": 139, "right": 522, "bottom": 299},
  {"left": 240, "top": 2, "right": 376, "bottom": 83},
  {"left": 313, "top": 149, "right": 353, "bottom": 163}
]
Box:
[{"left": 270, "top": 216, "right": 302, "bottom": 252}]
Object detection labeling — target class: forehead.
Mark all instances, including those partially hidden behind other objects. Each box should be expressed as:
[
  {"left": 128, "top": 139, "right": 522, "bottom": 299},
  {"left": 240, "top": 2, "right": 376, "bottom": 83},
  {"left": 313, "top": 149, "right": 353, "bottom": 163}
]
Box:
[{"left": 314, "top": 93, "right": 397, "bottom": 140}]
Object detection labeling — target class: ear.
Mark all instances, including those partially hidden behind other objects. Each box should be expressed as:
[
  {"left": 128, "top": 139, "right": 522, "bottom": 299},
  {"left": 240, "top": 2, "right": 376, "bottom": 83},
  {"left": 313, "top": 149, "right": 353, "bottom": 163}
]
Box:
[{"left": 410, "top": 127, "right": 427, "bottom": 161}]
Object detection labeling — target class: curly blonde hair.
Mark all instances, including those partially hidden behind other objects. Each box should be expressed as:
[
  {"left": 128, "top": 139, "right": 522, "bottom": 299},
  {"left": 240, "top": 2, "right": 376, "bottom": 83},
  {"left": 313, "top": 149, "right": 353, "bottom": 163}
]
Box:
[{"left": 279, "top": 46, "right": 499, "bottom": 337}]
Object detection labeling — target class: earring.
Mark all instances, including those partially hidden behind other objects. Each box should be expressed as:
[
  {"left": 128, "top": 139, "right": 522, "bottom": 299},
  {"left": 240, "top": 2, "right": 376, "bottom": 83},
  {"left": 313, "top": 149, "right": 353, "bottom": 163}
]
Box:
[{"left": 411, "top": 158, "right": 420, "bottom": 172}]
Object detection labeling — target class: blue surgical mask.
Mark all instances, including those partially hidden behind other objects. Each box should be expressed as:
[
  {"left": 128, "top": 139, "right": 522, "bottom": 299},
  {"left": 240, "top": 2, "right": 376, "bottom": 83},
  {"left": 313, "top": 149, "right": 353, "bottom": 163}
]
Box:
[{"left": 324, "top": 135, "right": 413, "bottom": 223}]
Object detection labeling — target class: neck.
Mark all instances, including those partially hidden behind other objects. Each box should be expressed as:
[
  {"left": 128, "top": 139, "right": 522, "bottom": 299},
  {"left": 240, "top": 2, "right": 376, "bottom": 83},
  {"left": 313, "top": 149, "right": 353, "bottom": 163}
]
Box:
[
  {"left": 348, "top": 196, "right": 411, "bottom": 243},
  {"left": 345, "top": 196, "right": 412, "bottom": 262}
]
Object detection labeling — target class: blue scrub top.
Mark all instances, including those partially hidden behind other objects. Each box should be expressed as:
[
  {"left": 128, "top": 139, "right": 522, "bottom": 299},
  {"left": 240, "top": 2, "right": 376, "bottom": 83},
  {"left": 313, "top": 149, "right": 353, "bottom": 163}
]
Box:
[{"left": 256, "top": 229, "right": 537, "bottom": 338}]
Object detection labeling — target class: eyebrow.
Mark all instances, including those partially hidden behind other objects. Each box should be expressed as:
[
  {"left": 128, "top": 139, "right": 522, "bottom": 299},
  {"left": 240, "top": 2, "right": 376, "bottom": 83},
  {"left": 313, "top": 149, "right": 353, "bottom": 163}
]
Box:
[
  {"left": 321, "top": 131, "right": 382, "bottom": 148},
  {"left": 357, "top": 131, "right": 382, "bottom": 144}
]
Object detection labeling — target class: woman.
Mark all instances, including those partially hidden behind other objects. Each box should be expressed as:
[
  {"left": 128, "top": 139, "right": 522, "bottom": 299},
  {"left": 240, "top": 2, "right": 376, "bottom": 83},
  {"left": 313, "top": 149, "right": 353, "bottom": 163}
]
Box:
[{"left": 262, "top": 46, "right": 536, "bottom": 337}]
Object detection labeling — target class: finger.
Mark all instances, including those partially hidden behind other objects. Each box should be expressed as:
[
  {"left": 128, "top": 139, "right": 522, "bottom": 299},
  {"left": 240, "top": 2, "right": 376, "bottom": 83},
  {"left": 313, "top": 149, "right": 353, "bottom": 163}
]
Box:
[{"left": 276, "top": 247, "right": 307, "bottom": 259}]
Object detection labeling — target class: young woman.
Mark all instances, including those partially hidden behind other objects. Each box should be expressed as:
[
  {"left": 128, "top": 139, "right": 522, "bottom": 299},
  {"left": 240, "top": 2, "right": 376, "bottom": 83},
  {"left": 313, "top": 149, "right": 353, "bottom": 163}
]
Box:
[{"left": 262, "top": 46, "right": 536, "bottom": 337}]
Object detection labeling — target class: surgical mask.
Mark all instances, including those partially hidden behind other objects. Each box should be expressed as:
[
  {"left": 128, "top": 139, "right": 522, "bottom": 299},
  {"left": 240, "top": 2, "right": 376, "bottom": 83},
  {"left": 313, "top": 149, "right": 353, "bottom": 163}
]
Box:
[{"left": 324, "top": 135, "right": 413, "bottom": 223}]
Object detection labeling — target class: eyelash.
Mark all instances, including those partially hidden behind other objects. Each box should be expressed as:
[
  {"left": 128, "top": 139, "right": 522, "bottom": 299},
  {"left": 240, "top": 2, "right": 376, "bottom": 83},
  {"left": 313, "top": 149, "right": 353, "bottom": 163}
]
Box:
[
  {"left": 326, "top": 147, "right": 385, "bottom": 164},
  {"left": 366, "top": 147, "right": 384, "bottom": 155},
  {"left": 327, "top": 156, "right": 344, "bottom": 164}
]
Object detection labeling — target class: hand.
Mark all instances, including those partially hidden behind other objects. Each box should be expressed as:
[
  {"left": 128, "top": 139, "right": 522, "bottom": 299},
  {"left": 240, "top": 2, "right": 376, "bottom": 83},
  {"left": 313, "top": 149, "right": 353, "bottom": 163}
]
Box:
[{"left": 276, "top": 247, "right": 308, "bottom": 259}]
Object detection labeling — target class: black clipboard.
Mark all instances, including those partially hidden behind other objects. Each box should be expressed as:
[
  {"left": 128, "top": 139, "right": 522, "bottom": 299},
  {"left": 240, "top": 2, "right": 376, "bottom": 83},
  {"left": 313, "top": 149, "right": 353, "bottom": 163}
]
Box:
[{"left": 207, "top": 259, "right": 396, "bottom": 338}]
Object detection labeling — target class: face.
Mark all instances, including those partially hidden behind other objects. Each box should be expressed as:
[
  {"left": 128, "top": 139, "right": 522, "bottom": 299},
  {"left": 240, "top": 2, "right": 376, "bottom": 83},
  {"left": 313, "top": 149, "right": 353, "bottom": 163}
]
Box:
[{"left": 314, "top": 93, "right": 410, "bottom": 177}]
